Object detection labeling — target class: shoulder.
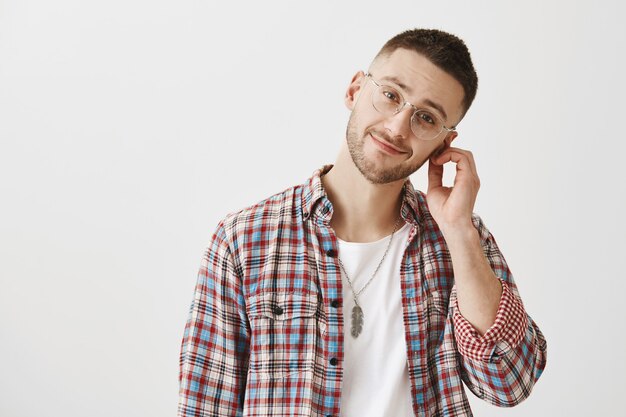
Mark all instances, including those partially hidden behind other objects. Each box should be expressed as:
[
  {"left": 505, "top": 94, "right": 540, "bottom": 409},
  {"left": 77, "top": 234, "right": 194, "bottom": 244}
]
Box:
[{"left": 215, "top": 181, "right": 306, "bottom": 243}]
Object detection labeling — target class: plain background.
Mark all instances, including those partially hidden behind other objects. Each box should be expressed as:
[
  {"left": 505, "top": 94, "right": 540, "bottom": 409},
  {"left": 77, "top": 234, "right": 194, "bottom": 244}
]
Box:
[{"left": 1, "top": 0, "right": 625, "bottom": 416}]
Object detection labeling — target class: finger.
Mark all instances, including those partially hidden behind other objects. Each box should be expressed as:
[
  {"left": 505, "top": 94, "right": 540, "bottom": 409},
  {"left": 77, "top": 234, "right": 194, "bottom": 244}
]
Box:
[
  {"left": 431, "top": 149, "right": 472, "bottom": 173},
  {"left": 428, "top": 157, "right": 444, "bottom": 193},
  {"left": 433, "top": 148, "right": 481, "bottom": 191},
  {"left": 446, "top": 147, "right": 479, "bottom": 177}
]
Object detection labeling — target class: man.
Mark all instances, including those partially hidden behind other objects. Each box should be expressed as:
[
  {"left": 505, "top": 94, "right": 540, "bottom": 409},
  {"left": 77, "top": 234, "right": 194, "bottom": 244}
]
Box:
[{"left": 178, "top": 28, "right": 547, "bottom": 417}]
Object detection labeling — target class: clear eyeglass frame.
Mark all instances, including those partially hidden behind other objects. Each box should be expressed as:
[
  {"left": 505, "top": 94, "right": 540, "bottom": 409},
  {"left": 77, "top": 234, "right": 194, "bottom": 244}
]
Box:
[{"left": 364, "top": 73, "right": 456, "bottom": 141}]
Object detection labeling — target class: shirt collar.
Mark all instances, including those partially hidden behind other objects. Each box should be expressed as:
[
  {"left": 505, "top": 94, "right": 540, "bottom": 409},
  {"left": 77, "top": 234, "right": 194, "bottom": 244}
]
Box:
[{"left": 301, "top": 165, "right": 425, "bottom": 226}]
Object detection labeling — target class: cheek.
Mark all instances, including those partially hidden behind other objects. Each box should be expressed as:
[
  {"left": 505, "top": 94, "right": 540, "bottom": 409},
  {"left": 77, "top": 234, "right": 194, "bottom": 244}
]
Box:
[
  {"left": 431, "top": 143, "right": 446, "bottom": 157},
  {"left": 409, "top": 142, "right": 440, "bottom": 162},
  {"left": 353, "top": 106, "right": 384, "bottom": 132}
]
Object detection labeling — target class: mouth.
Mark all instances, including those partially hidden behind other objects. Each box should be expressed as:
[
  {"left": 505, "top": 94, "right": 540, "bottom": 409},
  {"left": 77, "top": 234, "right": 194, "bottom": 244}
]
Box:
[{"left": 369, "top": 133, "right": 406, "bottom": 155}]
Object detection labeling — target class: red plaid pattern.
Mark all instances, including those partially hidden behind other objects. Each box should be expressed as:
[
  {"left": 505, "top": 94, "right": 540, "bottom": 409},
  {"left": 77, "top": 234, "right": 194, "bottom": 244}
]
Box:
[
  {"left": 453, "top": 278, "right": 529, "bottom": 362},
  {"left": 178, "top": 165, "right": 547, "bottom": 416}
]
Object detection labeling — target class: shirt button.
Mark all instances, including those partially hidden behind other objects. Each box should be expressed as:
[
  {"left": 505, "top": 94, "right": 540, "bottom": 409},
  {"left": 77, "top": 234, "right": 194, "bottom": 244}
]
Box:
[
  {"left": 273, "top": 306, "right": 284, "bottom": 315},
  {"left": 321, "top": 206, "right": 330, "bottom": 214},
  {"left": 330, "top": 357, "right": 338, "bottom": 366},
  {"left": 326, "top": 249, "right": 337, "bottom": 257},
  {"left": 331, "top": 300, "right": 340, "bottom": 308}
]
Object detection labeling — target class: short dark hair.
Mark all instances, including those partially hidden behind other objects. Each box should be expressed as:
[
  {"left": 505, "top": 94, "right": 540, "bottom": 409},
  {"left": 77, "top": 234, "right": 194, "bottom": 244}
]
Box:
[{"left": 375, "top": 28, "right": 478, "bottom": 116}]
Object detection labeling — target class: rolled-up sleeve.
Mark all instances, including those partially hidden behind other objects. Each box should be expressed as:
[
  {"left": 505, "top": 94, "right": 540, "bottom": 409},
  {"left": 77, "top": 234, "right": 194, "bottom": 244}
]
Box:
[
  {"left": 453, "top": 278, "right": 528, "bottom": 361},
  {"left": 451, "top": 214, "right": 547, "bottom": 407}
]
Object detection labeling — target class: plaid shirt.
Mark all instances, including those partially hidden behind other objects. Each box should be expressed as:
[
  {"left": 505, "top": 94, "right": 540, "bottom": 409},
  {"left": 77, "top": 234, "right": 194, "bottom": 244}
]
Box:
[{"left": 178, "top": 165, "right": 547, "bottom": 417}]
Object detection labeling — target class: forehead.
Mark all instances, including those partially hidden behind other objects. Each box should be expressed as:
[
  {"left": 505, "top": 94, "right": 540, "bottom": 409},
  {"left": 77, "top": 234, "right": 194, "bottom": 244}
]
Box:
[{"left": 370, "top": 48, "right": 465, "bottom": 123}]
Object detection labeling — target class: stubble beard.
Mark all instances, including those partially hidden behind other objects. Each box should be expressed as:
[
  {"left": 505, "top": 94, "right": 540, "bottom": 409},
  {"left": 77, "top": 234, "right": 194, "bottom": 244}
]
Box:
[{"left": 345, "top": 111, "right": 428, "bottom": 184}]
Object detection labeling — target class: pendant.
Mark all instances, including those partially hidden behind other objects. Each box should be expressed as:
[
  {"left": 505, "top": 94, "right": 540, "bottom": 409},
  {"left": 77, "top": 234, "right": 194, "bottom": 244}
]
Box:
[{"left": 351, "top": 305, "right": 364, "bottom": 338}]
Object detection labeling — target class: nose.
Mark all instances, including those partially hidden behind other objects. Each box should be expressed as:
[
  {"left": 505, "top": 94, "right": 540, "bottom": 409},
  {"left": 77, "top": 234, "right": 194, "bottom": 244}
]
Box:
[{"left": 383, "top": 103, "right": 414, "bottom": 139}]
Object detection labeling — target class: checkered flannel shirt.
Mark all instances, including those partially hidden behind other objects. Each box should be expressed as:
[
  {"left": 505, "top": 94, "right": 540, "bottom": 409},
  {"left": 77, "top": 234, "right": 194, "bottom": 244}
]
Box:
[{"left": 178, "top": 165, "right": 547, "bottom": 417}]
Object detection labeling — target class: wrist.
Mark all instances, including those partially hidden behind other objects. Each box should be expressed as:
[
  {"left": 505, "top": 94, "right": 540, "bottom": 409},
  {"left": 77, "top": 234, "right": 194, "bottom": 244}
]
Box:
[
  {"left": 440, "top": 222, "right": 480, "bottom": 250},
  {"left": 439, "top": 220, "right": 476, "bottom": 239}
]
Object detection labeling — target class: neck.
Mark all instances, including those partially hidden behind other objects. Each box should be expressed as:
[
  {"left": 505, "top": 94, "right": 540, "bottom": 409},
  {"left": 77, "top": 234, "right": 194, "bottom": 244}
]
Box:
[{"left": 322, "top": 144, "right": 405, "bottom": 242}]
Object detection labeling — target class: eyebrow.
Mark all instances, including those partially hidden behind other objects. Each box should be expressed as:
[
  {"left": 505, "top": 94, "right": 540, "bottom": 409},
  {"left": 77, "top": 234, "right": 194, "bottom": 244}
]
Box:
[{"left": 379, "top": 75, "right": 449, "bottom": 122}]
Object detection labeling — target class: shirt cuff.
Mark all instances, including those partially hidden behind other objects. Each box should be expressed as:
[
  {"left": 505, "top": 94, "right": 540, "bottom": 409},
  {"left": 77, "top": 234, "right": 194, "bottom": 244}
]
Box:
[{"left": 452, "top": 278, "right": 529, "bottom": 362}]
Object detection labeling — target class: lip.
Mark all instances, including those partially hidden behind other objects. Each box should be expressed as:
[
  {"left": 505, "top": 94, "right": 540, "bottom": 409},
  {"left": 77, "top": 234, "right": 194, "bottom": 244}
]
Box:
[{"left": 369, "top": 133, "right": 406, "bottom": 155}]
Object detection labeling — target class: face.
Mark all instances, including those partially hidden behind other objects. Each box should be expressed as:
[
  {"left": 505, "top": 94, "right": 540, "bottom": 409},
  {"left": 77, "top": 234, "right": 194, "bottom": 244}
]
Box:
[{"left": 345, "top": 48, "right": 466, "bottom": 184}]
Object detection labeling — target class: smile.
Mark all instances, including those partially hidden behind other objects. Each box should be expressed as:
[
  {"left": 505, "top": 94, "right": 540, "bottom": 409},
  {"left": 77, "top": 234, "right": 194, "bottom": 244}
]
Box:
[{"left": 369, "top": 133, "right": 406, "bottom": 155}]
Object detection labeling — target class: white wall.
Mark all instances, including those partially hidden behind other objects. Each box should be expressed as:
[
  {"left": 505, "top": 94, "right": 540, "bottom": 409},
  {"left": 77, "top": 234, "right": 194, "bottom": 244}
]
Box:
[{"left": 1, "top": 1, "right": 624, "bottom": 415}]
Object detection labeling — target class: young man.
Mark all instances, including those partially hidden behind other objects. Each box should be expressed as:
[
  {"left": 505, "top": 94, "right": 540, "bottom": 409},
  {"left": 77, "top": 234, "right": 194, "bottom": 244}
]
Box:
[{"left": 178, "top": 29, "right": 547, "bottom": 417}]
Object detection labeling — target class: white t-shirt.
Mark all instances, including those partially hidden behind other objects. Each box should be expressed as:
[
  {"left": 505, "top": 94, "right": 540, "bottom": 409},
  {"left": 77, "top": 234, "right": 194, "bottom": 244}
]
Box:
[{"left": 336, "top": 222, "right": 414, "bottom": 417}]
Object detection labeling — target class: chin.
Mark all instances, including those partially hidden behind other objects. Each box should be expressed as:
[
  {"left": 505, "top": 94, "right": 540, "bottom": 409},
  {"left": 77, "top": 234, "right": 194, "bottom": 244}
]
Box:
[
  {"left": 346, "top": 116, "right": 425, "bottom": 184},
  {"left": 354, "top": 158, "right": 420, "bottom": 185}
]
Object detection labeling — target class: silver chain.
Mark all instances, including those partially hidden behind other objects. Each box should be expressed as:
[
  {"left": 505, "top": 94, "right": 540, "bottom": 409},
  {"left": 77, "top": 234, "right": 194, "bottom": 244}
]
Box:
[{"left": 337, "top": 216, "right": 403, "bottom": 307}]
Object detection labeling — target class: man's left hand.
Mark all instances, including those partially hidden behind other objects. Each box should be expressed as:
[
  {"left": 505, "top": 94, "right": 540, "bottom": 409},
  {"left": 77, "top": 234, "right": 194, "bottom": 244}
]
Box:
[{"left": 426, "top": 147, "right": 480, "bottom": 233}]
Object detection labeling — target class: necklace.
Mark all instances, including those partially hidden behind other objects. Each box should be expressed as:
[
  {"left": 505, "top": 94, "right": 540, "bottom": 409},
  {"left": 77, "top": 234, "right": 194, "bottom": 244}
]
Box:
[{"left": 337, "top": 217, "right": 403, "bottom": 338}]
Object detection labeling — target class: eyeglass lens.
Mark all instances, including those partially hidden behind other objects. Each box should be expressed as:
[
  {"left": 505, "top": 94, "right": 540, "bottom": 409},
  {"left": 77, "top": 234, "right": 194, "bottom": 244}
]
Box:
[{"left": 372, "top": 84, "right": 443, "bottom": 140}]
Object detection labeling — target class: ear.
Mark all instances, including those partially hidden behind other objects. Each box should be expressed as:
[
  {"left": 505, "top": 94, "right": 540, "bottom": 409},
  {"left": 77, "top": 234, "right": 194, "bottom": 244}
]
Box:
[
  {"left": 444, "top": 131, "right": 458, "bottom": 148},
  {"left": 344, "top": 71, "right": 367, "bottom": 111},
  {"left": 434, "top": 131, "right": 458, "bottom": 156}
]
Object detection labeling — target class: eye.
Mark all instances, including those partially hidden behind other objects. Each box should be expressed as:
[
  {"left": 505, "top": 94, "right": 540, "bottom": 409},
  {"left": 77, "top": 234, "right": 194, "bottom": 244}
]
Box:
[
  {"left": 418, "top": 112, "right": 435, "bottom": 125},
  {"left": 382, "top": 89, "right": 400, "bottom": 103}
]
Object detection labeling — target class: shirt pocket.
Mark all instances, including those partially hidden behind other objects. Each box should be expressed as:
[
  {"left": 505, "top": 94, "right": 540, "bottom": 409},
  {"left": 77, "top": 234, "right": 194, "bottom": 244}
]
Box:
[{"left": 246, "top": 291, "right": 321, "bottom": 379}]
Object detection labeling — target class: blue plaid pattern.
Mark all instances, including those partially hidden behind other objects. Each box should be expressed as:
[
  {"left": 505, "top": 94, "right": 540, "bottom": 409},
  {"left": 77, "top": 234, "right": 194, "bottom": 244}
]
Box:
[{"left": 178, "top": 165, "right": 547, "bottom": 416}]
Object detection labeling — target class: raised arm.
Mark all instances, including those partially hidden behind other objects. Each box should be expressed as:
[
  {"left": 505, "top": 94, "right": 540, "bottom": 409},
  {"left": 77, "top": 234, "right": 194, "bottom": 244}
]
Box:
[{"left": 450, "top": 214, "right": 547, "bottom": 406}]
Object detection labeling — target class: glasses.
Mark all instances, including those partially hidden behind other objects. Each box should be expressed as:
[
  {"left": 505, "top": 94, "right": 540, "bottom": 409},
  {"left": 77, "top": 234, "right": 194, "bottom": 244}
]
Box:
[{"left": 364, "top": 73, "right": 455, "bottom": 141}]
